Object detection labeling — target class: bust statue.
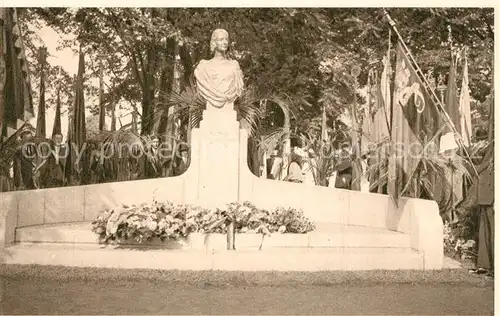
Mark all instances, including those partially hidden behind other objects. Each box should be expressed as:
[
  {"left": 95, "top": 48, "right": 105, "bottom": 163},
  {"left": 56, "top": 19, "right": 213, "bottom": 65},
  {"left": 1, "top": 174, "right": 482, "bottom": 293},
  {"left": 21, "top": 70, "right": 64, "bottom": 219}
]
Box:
[{"left": 194, "top": 29, "right": 244, "bottom": 111}]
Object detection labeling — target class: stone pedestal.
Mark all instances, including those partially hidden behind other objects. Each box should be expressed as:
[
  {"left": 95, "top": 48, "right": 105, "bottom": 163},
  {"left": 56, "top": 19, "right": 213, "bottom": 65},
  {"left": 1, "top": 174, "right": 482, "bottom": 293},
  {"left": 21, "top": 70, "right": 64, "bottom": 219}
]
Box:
[{"left": 184, "top": 108, "right": 245, "bottom": 209}]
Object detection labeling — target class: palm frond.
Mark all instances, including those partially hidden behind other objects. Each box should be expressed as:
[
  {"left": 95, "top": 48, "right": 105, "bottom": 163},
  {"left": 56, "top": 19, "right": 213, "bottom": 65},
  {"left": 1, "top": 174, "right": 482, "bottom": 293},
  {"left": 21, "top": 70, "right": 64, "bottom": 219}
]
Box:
[{"left": 154, "top": 80, "right": 267, "bottom": 136}]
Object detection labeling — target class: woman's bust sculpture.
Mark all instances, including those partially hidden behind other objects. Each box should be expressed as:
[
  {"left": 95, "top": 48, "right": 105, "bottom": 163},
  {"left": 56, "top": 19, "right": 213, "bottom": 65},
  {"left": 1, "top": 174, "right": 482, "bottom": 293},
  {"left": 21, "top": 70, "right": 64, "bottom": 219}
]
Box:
[{"left": 194, "top": 29, "right": 244, "bottom": 111}]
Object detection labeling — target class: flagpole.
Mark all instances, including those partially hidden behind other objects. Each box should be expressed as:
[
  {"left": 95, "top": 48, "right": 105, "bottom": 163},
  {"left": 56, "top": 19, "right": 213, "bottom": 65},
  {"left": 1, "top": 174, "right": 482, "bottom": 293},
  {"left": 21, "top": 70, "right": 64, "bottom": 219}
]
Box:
[{"left": 382, "top": 8, "right": 478, "bottom": 178}]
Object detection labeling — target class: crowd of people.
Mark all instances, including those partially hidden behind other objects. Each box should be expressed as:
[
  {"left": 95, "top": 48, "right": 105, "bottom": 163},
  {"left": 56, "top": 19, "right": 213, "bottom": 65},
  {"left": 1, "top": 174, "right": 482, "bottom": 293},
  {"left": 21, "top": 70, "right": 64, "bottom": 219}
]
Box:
[{"left": 266, "top": 142, "right": 371, "bottom": 191}]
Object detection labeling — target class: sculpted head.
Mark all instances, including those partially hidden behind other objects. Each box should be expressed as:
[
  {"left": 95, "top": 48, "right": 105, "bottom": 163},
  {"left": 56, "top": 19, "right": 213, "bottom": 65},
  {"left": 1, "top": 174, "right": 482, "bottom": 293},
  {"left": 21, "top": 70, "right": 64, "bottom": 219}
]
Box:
[{"left": 210, "top": 29, "right": 229, "bottom": 53}]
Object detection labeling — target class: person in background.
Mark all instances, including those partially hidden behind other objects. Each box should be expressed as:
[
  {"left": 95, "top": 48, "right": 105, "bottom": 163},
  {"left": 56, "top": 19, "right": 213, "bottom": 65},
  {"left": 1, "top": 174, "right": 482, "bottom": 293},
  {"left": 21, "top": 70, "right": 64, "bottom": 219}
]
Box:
[
  {"left": 334, "top": 143, "right": 353, "bottom": 189},
  {"left": 37, "top": 133, "right": 67, "bottom": 188},
  {"left": 266, "top": 149, "right": 280, "bottom": 180},
  {"left": 471, "top": 141, "right": 494, "bottom": 278},
  {"left": 14, "top": 130, "right": 36, "bottom": 190},
  {"left": 456, "top": 139, "right": 494, "bottom": 279},
  {"left": 285, "top": 148, "right": 305, "bottom": 183},
  {"left": 351, "top": 152, "right": 370, "bottom": 192},
  {"left": 143, "top": 135, "right": 164, "bottom": 178},
  {"left": 302, "top": 148, "right": 316, "bottom": 186},
  {"left": 173, "top": 144, "right": 189, "bottom": 176}
]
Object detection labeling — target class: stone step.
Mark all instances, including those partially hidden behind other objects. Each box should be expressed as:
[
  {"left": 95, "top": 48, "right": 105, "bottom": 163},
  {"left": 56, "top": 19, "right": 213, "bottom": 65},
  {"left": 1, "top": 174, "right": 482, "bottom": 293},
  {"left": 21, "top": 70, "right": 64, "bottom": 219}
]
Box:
[
  {"left": 15, "top": 222, "right": 411, "bottom": 250},
  {"left": 2, "top": 243, "right": 425, "bottom": 271}
]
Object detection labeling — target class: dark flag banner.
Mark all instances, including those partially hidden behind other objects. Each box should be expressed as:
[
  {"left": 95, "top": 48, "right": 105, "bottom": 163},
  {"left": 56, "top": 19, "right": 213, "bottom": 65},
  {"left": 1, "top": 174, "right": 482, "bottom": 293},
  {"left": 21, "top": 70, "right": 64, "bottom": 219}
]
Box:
[
  {"left": 388, "top": 42, "right": 441, "bottom": 204},
  {"left": 67, "top": 51, "right": 87, "bottom": 184},
  {"left": 445, "top": 52, "right": 460, "bottom": 128},
  {"left": 52, "top": 88, "right": 62, "bottom": 137},
  {"left": 439, "top": 51, "right": 460, "bottom": 152},
  {"left": 35, "top": 47, "right": 47, "bottom": 138},
  {"left": 0, "top": 8, "right": 35, "bottom": 142},
  {"left": 73, "top": 49, "right": 86, "bottom": 149},
  {"left": 65, "top": 114, "right": 73, "bottom": 183}
]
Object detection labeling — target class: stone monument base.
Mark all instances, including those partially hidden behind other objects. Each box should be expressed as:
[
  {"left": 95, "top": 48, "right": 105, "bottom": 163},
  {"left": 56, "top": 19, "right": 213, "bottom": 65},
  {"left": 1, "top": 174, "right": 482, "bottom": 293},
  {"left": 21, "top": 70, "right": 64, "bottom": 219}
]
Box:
[{"left": 184, "top": 108, "right": 246, "bottom": 209}]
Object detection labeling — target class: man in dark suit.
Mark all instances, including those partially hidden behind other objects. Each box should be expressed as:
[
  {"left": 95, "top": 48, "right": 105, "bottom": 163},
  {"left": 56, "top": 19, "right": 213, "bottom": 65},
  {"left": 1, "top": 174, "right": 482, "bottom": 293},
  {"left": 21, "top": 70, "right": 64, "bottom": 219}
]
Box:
[
  {"left": 335, "top": 143, "right": 353, "bottom": 189},
  {"left": 457, "top": 140, "right": 494, "bottom": 278},
  {"left": 474, "top": 142, "right": 494, "bottom": 276},
  {"left": 173, "top": 143, "right": 189, "bottom": 176},
  {"left": 37, "top": 133, "right": 67, "bottom": 188},
  {"left": 143, "top": 135, "right": 166, "bottom": 178},
  {"left": 14, "top": 130, "right": 36, "bottom": 190}
]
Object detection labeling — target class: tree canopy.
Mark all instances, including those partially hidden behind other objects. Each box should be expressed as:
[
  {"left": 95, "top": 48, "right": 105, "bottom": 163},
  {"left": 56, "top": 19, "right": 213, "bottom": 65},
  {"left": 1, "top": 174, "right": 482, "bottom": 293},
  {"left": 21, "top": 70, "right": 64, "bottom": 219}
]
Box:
[{"left": 18, "top": 7, "right": 494, "bottom": 137}]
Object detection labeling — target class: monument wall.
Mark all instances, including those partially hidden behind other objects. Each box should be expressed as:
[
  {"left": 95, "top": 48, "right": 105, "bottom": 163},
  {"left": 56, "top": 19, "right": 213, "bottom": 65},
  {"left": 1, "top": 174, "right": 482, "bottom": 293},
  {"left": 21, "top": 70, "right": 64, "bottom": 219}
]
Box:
[{"left": 1, "top": 176, "right": 185, "bottom": 229}]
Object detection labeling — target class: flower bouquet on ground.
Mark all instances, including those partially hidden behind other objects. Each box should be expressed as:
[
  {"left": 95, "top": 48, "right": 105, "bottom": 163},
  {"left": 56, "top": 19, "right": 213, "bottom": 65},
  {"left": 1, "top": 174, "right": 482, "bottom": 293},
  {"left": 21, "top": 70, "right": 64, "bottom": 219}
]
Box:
[
  {"left": 91, "top": 201, "right": 201, "bottom": 244},
  {"left": 91, "top": 200, "right": 316, "bottom": 248},
  {"left": 267, "top": 207, "right": 316, "bottom": 234}
]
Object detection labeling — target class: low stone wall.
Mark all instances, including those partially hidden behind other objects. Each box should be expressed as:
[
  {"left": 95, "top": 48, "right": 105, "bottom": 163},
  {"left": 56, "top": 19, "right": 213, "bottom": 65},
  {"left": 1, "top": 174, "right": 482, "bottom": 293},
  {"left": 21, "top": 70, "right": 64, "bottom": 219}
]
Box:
[
  {"left": 0, "top": 176, "right": 186, "bottom": 246},
  {"left": 239, "top": 168, "right": 443, "bottom": 269}
]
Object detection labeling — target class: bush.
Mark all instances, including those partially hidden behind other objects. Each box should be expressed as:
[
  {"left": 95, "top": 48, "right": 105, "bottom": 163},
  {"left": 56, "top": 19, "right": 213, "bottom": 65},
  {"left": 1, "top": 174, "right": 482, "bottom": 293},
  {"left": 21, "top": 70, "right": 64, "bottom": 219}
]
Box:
[{"left": 91, "top": 200, "right": 316, "bottom": 244}]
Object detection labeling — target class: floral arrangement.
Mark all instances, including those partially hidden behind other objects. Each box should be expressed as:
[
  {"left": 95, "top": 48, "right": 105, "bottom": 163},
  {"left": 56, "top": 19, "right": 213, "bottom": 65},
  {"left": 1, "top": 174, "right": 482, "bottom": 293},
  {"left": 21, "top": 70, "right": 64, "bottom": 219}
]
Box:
[
  {"left": 268, "top": 206, "right": 316, "bottom": 233},
  {"left": 443, "top": 221, "right": 477, "bottom": 261},
  {"left": 92, "top": 201, "right": 200, "bottom": 244},
  {"left": 91, "top": 200, "right": 315, "bottom": 244}
]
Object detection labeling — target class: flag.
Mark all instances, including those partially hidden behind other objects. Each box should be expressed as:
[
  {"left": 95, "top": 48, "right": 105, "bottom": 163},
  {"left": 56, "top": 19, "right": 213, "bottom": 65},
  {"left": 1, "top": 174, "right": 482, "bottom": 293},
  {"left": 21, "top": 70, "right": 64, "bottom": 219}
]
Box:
[
  {"left": 0, "top": 8, "right": 35, "bottom": 141},
  {"left": 368, "top": 63, "right": 391, "bottom": 194},
  {"left": 360, "top": 70, "right": 375, "bottom": 153},
  {"left": 368, "top": 32, "right": 392, "bottom": 194},
  {"left": 439, "top": 52, "right": 459, "bottom": 152},
  {"left": 72, "top": 49, "right": 86, "bottom": 149},
  {"left": 363, "top": 68, "right": 391, "bottom": 146},
  {"left": 35, "top": 47, "right": 47, "bottom": 138},
  {"left": 380, "top": 51, "right": 392, "bottom": 132},
  {"left": 459, "top": 54, "right": 472, "bottom": 148},
  {"left": 387, "top": 42, "right": 441, "bottom": 204},
  {"left": 65, "top": 114, "right": 73, "bottom": 183},
  {"left": 51, "top": 88, "right": 61, "bottom": 137},
  {"left": 69, "top": 49, "right": 87, "bottom": 184},
  {"left": 374, "top": 69, "right": 391, "bottom": 143}
]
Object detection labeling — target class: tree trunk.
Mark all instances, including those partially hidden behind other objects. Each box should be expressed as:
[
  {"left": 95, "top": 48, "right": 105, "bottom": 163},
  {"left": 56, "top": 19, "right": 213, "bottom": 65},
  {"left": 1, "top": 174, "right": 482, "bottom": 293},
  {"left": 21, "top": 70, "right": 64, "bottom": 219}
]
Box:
[
  {"left": 179, "top": 44, "right": 194, "bottom": 90},
  {"left": 141, "top": 48, "right": 156, "bottom": 136},
  {"left": 98, "top": 58, "right": 105, "bottom": 132}
]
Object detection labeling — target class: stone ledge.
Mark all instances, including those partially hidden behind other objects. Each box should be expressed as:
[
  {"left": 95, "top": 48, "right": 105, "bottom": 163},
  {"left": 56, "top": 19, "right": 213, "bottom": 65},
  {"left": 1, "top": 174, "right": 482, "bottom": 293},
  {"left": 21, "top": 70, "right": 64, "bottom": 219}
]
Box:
[
  {"left": 3, "top": 243, "right": 425, "bottom": 271},
  {"left": 15, "top": 223, "right": 412, "bottom": 250}
]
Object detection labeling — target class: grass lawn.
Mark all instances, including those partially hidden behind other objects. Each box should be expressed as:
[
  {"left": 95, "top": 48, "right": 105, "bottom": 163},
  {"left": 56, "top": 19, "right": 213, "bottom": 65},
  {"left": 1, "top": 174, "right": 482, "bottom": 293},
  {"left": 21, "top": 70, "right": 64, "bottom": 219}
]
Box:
[
  {"left": 0, "top": 264, "right": 494, "bottom": 315},
  {"left": 0, "top": 263, "right": 491, "bottom": 286}
]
